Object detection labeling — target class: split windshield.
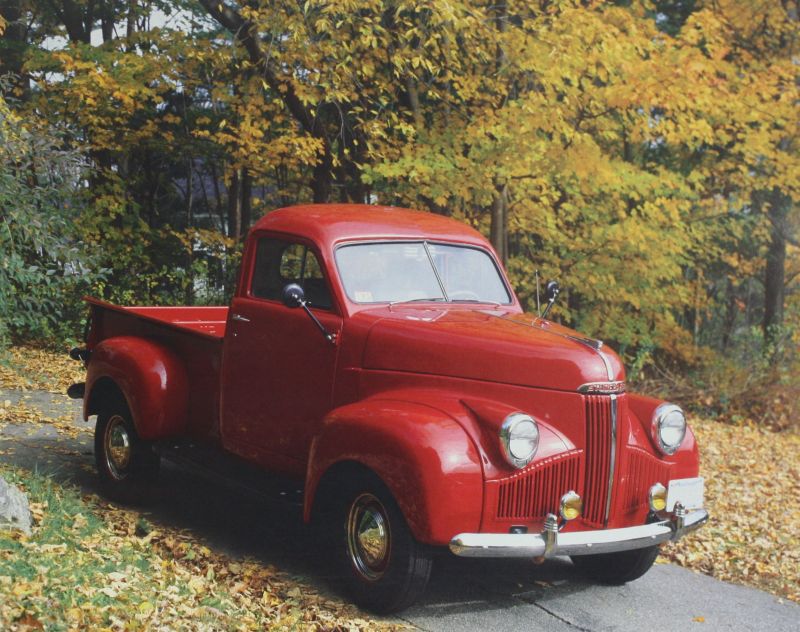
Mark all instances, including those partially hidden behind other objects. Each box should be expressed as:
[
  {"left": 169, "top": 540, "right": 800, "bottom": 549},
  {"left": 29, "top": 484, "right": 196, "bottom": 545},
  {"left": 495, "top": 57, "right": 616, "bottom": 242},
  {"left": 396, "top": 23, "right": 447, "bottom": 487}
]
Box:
[{"left": 335, "top": 241, "right": 512, "bottom": 305}]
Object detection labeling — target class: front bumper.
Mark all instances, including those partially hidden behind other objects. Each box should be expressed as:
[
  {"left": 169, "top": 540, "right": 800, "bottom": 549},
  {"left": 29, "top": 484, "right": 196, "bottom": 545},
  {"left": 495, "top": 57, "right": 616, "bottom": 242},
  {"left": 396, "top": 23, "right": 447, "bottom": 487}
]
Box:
[{"left": 449, "top": 506, "right": 708, "bottom": 558}]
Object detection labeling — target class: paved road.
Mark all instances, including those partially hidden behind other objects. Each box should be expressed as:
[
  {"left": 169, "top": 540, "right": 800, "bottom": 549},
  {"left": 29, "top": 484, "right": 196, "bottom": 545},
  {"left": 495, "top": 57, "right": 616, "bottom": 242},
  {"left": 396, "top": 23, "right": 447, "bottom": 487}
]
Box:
[{"left": 1, "top": 387, "right": 797, "bottom": 631}]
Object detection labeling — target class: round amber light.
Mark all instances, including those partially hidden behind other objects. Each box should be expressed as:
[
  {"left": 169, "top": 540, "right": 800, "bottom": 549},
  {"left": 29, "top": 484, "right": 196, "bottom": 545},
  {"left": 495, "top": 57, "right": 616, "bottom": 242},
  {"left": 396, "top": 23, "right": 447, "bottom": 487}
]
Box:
[
  {"left": 559, "top": 491, "right": 582, "bottom": 521},
  {"left": 649, "top": 482, "right": 667, "bottom": 512}
]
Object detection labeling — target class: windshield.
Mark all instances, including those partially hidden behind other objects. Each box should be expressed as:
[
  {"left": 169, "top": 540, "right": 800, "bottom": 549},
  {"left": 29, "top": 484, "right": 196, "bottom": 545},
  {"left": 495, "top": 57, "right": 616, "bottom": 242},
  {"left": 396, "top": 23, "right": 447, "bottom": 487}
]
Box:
[{"left": 335, "top": 241, "right": 512, "bottom": 304}]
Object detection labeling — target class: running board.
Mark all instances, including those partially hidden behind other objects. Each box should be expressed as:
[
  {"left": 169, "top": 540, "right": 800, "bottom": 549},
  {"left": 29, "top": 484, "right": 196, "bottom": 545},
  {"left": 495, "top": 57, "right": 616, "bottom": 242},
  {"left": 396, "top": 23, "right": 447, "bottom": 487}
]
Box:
[{"left": 155, "top": 441, "right": 304, "bottom": 508}]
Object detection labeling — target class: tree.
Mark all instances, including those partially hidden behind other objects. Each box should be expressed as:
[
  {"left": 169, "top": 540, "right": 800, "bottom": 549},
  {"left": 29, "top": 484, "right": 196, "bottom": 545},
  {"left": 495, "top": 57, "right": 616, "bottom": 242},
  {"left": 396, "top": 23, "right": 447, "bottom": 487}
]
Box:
[{"left": 1, "top": 0, "right": 797, "bottom": 397}]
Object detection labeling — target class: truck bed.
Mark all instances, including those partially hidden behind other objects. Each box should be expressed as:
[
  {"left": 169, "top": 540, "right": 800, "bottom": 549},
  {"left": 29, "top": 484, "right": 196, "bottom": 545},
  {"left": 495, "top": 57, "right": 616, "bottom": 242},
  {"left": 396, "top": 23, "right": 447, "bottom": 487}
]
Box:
[
  {"left": 84, "top": 297, "right": 227, "bottom": 439},
  {"left": 85, "top": 298, "right": 228, "bottom": 340}
]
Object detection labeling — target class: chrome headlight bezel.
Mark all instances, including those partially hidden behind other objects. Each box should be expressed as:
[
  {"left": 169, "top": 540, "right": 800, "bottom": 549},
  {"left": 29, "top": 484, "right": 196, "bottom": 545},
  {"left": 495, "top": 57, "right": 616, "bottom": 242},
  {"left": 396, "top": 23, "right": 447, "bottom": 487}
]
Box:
[
  {"left": 500, "top": 413, "right": 540, "bottom": 468},
  {"left": 652, "top": 403, "right": 687, "bottom": 455}
]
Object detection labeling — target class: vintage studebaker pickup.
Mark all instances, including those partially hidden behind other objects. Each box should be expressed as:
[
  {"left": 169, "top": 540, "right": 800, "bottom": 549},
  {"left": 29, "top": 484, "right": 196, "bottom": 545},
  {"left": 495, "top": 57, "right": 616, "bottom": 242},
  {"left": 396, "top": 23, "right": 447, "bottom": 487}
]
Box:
[{"left": 70, "top": 204, "right": 707, "bottom": 612}]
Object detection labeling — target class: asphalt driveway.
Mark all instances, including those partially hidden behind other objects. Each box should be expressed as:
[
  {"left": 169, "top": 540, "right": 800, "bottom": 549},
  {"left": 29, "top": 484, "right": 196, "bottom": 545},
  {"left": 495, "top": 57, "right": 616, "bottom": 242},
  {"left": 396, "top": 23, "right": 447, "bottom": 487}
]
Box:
[{"left": 1, "top": 388, "right": 797, "bottom": 631}]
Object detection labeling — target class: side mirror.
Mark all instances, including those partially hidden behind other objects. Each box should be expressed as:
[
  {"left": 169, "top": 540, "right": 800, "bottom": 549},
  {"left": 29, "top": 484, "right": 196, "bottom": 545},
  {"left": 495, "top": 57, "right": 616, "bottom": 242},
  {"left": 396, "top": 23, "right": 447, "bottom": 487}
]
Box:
[
  {"left": 282, "top": 283, "right": 305, "bottom": 308},
  {"left": 281, "top": 282, "right": 337, "bottom": 345},
  {"left": 545, "top": 280, "right": 560, "bottom": 302},
  {"left": 541, "top": 280, "right": 560, "bottom": 319}
]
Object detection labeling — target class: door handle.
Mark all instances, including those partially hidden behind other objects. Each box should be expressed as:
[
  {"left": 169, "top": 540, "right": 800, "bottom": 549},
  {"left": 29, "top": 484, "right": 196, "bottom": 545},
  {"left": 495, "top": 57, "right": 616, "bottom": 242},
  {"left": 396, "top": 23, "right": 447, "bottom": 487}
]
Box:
[{"left": 231, "top": 313, "right": 250, "bottom": 323}]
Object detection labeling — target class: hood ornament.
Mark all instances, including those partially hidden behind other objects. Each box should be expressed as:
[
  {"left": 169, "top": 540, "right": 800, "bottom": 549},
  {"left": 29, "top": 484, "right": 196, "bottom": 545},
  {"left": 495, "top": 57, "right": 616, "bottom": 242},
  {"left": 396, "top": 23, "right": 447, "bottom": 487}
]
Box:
[
  {"left": 578, "top": 381, "right": 626, "bottom": 395},
  {"left": 566, "top": 334, "right": 604, "bottom": 351}
]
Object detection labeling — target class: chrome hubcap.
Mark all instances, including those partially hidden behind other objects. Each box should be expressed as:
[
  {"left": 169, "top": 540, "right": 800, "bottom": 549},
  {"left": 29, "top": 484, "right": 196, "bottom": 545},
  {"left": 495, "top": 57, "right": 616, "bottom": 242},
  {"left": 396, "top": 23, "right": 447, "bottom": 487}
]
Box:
[
  {"left": 347, "top": 493, "right": 391, "bottom": 581},
  {"left": 104, "top": 415, "right": 132, "bottom": 480}
]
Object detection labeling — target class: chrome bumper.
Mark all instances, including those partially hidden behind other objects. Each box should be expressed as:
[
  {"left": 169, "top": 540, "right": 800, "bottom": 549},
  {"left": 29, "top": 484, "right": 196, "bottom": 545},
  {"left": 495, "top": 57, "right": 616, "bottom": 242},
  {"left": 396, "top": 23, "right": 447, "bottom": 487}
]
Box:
[{"left": 449, "top": 506, "right": 708, "bottom": 558}]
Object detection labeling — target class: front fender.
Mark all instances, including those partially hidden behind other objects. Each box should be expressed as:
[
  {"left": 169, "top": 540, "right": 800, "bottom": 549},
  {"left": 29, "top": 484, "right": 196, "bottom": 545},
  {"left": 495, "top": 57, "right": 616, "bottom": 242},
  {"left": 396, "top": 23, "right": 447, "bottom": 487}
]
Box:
[
  {"left": 305, "top": 397, "right": 484, "bottom": 546},
  {"left": 627, "top": 393, "right": 699, "bottom": 476},
  {"left": 85, "top": 336, "right": 189, "bottom": 441}
]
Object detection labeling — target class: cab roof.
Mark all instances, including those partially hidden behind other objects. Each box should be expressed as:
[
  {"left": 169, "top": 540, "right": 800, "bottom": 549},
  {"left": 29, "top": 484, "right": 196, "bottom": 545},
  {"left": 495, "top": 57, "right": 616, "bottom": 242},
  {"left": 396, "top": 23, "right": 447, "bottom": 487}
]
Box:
[{"left": 250, "top": 204, "right": 492, "bottom": 249}]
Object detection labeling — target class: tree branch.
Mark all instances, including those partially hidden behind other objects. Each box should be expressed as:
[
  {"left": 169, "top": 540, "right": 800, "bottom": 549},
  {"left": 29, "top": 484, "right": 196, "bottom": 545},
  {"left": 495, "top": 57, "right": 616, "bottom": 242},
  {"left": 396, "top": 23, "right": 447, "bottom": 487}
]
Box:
[{"left": 197, "top": 0, "right": 318, "bottom": 137}]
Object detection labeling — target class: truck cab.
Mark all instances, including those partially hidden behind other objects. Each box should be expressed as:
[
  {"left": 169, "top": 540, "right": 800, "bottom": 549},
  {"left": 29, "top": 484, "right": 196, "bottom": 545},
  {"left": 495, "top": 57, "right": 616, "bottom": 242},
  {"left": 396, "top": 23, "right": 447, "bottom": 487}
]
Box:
[{"left": 74, "top": 204, "right": 707, "bottom": 613}]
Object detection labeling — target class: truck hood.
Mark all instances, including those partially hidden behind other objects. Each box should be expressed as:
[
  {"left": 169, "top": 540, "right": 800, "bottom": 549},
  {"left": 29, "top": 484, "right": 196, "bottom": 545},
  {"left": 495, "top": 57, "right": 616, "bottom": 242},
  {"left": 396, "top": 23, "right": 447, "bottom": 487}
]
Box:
[{"left": 358, "top": 308, "right": 624, "bottom": 392}]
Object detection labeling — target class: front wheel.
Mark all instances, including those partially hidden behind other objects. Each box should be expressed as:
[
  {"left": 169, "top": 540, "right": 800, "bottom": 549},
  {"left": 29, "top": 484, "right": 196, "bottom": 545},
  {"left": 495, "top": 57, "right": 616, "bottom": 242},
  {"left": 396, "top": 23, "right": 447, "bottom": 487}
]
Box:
[
  {"left": 571, "top": 545, "right": 659, "bottom": 584},
  {"left": 334, "top": 475, "right": 433, "bottom": 613},
  {"left": 94, "top": 400, "right": 159, "bottom": 503}
]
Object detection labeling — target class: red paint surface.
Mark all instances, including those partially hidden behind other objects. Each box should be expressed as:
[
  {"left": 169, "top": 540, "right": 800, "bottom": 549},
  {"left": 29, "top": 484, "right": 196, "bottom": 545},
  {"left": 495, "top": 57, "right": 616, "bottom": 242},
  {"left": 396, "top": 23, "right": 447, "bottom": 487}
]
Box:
[{"left": 82, "top": 204, "right": 702, "bottom": 546}]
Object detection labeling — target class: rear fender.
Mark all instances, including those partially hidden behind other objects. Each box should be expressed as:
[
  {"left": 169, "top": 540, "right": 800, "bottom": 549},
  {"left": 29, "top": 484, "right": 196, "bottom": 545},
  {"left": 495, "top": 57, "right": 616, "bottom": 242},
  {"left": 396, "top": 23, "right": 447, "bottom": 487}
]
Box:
[
  {"left": 84, "top": 336, "right": 189, "bottom": 441},
  {"left": 305, "top": 397, "right": 484, "bottom": 546}
]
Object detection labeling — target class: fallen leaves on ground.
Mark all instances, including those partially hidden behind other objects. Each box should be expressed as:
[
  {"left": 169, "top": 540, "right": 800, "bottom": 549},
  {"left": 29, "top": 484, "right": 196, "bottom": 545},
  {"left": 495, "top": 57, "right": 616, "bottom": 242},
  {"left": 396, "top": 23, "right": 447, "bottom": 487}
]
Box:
[
  {"left": 0, "top": 346, "right": 83, "bottom": 394},
  {"left": 0, "top": 399, "right": 89, "bottom": 439},
  {"left": 0, "top": 468, "right": 404, "bottom": 631},
  {"left": 661, "top": 417, "right": 800, "bottom": 603},
  {"left": 2, "top": 346, "right": 798, "bottom": 618}
]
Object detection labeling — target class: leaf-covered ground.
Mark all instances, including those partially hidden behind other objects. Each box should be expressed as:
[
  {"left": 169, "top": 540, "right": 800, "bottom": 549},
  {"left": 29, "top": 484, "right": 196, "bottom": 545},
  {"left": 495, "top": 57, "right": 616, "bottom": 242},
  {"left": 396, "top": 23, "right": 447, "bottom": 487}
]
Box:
[
  {"left": 1, "top": 345, "right": 798, "bottom": 631},
  {"left": 1, "top": 347, "right": 403, "bottom": 630},
  {"left": 0, "top": 345, "right": 83, "bottom": 394},
  {"left": 0, "top": 466, "right": 400, "bottom": 631},
  {"left": 660, "top": 418, "right": 800, "bottom": 604}
]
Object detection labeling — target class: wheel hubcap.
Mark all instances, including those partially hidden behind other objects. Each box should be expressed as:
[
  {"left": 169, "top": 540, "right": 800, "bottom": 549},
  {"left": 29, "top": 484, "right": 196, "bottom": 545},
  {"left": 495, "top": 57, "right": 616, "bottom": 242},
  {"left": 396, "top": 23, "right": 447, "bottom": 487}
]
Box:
[
  {"left": 347, "top": 493, "right": 391, "bottom": 581},
  {"left": 104, "top": 415, "right": 132, "bottom": 480}
]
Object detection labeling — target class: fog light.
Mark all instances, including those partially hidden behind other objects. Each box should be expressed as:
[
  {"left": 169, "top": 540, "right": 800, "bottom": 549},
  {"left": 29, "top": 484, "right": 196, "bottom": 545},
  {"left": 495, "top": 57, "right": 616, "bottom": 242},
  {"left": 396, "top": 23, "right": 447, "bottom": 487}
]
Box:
[
  {"left": 559, "top": 491, "right": 582, "bottom": 521},
  {"left": 649, "top": 482, "right": 667, "bottom": 512}
]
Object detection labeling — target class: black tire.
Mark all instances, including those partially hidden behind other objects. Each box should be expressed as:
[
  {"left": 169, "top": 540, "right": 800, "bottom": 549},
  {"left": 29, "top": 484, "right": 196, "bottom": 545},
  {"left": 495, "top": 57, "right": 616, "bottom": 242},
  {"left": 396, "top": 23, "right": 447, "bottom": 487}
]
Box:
[
  {"left": 331, "top": 473, "right": 433, "bottom": 614},
  {"left": 571, "top": 545, "right": 659, "bottom": 584},
  {"left": 94, "top": 399, "right": 160, "bottom": 503}
]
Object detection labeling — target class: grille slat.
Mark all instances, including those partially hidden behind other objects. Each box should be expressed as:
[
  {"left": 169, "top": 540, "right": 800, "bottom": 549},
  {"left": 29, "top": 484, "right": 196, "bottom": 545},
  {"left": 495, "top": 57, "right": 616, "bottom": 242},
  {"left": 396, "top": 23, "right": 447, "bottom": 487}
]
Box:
[
  {"left": 495, "top": 451, "right": 582, "bottom": 520},
  {"left": 623, "top": 448, "right": 670, "bottom": 511}
]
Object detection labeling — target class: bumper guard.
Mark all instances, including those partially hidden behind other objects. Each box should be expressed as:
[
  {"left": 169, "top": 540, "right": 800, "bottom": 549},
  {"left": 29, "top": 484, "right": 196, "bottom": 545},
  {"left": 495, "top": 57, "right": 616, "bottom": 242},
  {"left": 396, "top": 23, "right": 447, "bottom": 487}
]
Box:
[{"left": 449, "top": 505, "right": 708, "bottom": 558}]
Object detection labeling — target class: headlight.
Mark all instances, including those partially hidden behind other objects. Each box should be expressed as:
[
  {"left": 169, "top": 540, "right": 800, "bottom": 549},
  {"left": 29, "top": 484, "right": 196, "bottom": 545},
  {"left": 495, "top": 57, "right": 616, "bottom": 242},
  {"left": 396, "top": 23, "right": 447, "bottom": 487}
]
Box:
[
  {"left": 500, "top": 413, "right": 539, "bottom": 468},
  {"left": 652, "top": 403, "right": 687, "bottom": 455}
]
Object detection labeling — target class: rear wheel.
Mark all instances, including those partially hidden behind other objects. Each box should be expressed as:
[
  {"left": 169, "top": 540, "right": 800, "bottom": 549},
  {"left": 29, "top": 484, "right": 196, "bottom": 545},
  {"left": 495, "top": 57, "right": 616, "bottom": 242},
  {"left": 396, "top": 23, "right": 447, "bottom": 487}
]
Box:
[
  {"left": 571, "top": 545, "right": 659, "bottom": 584},
  {"left": 94, "top": 400, "right": 159, "bottom": 503},
  {"left": 331, "top": 473, "right": 433, "bottom": 613}
]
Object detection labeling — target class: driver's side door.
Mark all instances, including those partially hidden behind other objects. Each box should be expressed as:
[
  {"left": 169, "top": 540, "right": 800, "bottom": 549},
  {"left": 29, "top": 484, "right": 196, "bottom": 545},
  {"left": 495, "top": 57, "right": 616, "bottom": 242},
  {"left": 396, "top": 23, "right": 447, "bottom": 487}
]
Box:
[{"left": 220, "top": 236, "right": 342, "bottom": 477}]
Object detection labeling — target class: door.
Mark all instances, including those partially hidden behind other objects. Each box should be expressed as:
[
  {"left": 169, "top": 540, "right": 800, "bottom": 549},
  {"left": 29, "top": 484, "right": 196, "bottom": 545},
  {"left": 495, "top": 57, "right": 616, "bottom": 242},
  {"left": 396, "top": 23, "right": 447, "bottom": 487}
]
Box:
[{"left": 221, "top": 236, "right": 342, "bottom": 476}]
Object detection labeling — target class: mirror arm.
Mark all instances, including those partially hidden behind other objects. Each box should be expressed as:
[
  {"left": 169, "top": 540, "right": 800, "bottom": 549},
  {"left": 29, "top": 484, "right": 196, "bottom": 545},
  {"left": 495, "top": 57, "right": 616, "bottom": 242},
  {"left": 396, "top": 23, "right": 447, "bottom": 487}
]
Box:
[
  {"left": 541, "top": 281, "right": 560, "bottom": 320},
  {"left": 299, "top": 299, "right": 337, "bottom": 345}
]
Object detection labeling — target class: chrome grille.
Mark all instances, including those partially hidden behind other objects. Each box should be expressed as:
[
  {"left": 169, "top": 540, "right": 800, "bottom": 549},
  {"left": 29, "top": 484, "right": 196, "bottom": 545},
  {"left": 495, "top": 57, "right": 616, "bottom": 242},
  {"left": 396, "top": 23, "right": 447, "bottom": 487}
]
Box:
[{"left": 583, "top": 394, "right": 615, "bottom": 526}]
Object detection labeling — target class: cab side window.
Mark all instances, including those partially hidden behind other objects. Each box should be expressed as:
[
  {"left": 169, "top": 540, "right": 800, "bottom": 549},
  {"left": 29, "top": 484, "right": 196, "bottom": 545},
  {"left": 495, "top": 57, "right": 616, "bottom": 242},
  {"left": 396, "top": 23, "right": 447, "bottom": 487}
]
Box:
[{"left": 251, "top": 238, "right": 333, "bottom": 310}]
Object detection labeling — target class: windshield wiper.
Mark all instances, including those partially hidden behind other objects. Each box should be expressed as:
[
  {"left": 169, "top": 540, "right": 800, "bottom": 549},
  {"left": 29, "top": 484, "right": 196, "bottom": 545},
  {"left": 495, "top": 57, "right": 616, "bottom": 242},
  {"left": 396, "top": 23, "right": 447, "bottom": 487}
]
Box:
[{"left": 389, "top": 297, "right": 446, "bottom": 306}]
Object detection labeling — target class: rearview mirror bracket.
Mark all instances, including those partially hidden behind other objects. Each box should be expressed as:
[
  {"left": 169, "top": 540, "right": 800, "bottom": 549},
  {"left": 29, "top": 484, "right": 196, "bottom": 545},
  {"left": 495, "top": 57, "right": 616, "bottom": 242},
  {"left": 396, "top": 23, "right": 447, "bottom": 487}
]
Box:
[{"left": 281, "top": 283, "right": 337, "bottom": 344}]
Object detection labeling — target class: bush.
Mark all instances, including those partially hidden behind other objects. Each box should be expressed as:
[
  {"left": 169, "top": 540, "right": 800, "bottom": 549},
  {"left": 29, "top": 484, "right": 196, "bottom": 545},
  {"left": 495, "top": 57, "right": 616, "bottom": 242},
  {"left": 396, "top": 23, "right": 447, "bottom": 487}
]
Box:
[{"left": 0, "top": 93, "right": 104, "bottom": 347}]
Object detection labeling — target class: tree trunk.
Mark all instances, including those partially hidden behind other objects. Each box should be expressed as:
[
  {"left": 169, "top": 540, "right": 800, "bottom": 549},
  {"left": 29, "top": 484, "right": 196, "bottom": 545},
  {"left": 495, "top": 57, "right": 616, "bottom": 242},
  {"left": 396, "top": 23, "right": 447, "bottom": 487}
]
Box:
[
  {"left": 227, "top": 169, "right": 241, "bottom": 240},
  {"left": 311, "top": 151, "right": 333, "bottom": 203},
  {"left": 488, "top": 2, "right": 509, "bottom": 265},
  {"left": 58, "top": 0, "right": 92, "bottom": 43},
  {"left": 185, "top": 156, "right": 194, "bottom": 304},
  {"left": 721, "top": 277, "right": 737, "bottom": 350},
  {"left": 490, "top": 183, "right": 508, "bottom": 265},
  {"left": 763, "top": 188, "right": 790, "bottom": 346},
  {"left": 127, "top": 0, "right": 137, "bottom": 39},
  {"left": 240, "top": 167, "right": 252, "bottom": 240},
  {"left": 210, "top": 162, "right": 226, "bottom": 232}
]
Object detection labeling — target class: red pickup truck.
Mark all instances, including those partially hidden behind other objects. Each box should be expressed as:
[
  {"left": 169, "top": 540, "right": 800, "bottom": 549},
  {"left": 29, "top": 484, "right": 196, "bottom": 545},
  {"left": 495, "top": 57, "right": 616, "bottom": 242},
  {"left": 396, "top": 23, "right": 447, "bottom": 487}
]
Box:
[{"left": 71, "top": 204, "right": 707, "bottom": 612}]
